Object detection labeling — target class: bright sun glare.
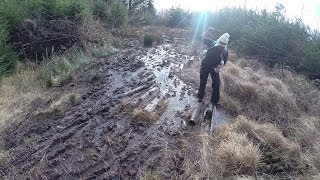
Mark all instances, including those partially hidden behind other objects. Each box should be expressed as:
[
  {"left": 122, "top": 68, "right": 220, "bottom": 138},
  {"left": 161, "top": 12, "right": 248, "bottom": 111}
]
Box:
[{"left": 154, "top": 0, "right": 320, "bottom": 30}]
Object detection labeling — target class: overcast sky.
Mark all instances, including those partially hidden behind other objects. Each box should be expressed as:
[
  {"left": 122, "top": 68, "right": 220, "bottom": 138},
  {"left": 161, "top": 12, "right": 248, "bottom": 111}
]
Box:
[{"left": 154, "top": 0, "right": 320, "bottom": 30}]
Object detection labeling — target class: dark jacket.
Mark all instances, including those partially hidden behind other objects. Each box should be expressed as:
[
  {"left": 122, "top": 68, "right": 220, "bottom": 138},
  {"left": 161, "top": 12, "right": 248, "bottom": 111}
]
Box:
[{"left": 202, "top": 37, "right": 229, "bottom": 68}]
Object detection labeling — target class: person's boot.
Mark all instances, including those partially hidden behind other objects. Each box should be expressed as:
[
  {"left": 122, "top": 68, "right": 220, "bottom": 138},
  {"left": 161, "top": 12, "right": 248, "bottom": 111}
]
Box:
[
  {"left": 203, "top": 104, "right": 213, "bottom": 120},
  {"left": 212, "top": 102, "right": 221, "bottom": 109}
]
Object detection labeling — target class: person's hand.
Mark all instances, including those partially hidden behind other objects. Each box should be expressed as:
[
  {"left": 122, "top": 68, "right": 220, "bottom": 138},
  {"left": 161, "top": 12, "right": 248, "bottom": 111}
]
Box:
[
  {"left": 214, "top": 64, "right": 224, "bottom": 73},
  {"left": 202, "top": 50, "right": 207, "bottom": 57}
]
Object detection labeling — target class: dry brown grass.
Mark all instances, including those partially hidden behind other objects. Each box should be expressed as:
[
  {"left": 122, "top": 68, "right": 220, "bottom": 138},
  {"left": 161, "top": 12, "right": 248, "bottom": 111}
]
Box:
[
  {"left": 79, "top": 19, "right": 112, "bottom": 44},
  {"left": 308, "top": 142, "right": 320, "bottom": 171},
  {"left": 132, "top": 108, "right": 160, "bottom": 123},
  {"left": 155, "top": 100, "right": 169, "bottom": 115},
  {"left": 221, "top": 62, "right": 300, "bottom": 125},
  {"left": 273, "top": 69, "right": 320, "bottom": 118},
  {"left": 176, "top": 50, "right": 320, "bottom": 178},
  {"left": 0, "top": 149, "right": 8, "bottom": 166},
  {"left": 131, "top": 99, "right": 168, "bottom": 124},
  {"left": 233, "top": 116, "right": 303, "bottom": 165},
  {"left": 213, "top": 132, "right": 261, "bottom": 176},
  {"left": 139, "top": 171, "right": 161, "bottom": 180},
  {"left": 292, "top": 116, "right": 320, "bottom": 174},
  {"left": 183, "top": 52, "right": 319, "bottom": 127},
  {"left": 31, "top": 92, "right": 81, "bottom": 117},
  {"left": 232, "top": 175, "right": 255, "bottom": 180},
  {"left": 222, "top": 56, "right": 320, "bottom": 176},
  {"left": 293, "top": 116, "right": 320, "bottom": 148},
  {"left": 179, "top": 61, "right": 200, "bottom": 86},
  {"left": 0, "top": 31, "right": 116, "bottom": 130},
  {"left": 0, "top": 68, "right": 47, "bottom": 130},
  {"left": 181, "top": 125, "right": 261, "bottom": 178},
  {"left": 140, "top": 26, "right": 163, "bottom": 47},
  {"left": 234, "top": 116, "right": 301, "bottom": 152},
  {"left": 0, "top": 67, "right": 84, "bottom": 131},
  {"left": 179, "top": 116, "right": 311, "bottom": 179},
  {"left": 181, "top": 52, "right": 304, "bottom": 127},
  {"left": 0, "top": 50, "right": 92, "bottom": 131}
]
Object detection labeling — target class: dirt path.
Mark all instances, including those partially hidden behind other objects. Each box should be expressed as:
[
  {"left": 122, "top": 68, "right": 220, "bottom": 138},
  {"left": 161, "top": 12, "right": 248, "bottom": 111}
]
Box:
[{"left": 1, "top": 33, "right": 232, "bottom": 179}]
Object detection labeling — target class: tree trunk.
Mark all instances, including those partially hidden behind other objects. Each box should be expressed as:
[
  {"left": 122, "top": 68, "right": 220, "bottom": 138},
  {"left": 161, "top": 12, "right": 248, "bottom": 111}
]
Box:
[{"left": 128, "top": 0, "right": 133, "bottom": 13}]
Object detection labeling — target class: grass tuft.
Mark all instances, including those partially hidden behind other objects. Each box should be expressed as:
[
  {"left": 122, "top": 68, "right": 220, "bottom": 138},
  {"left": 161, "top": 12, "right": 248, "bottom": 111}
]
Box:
[
  {"left": 39, "top": 49, "right": 92, "bottom": 87},
  {"left": 0, "top": 149, "right": 9, "bottom": 166},
  {"left": 91, "top": 44, "right": 118, "bottom": 58},
  {"left": 143, "top": 27, "right": 162, "bottom": 47},
  {"left": 132, "top": 108, "right": 160, "bottom": 123},
  {"left": 213, "top": 132, "right": 261, "bottom": 176}
]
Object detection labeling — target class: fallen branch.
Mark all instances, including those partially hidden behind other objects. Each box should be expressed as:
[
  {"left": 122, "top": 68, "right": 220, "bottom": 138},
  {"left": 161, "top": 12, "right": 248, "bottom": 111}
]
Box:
[
  {"left": 144, "top": 98, "right": 162, "bottom": 112},
  {"left": 130, "top": 86, "right": 158, "bottom": 105},
  {"left": 115, "top": 83, "right": 153, "bottom": 98},
  {"left": 189, "top": 102, "right": 203, "bottom": 125},
  {"left": 210, "top": 106, "right": 217, "bottom": 133},
  {"left": 137, "top": 87, "right": 158, "bottom": 100}
]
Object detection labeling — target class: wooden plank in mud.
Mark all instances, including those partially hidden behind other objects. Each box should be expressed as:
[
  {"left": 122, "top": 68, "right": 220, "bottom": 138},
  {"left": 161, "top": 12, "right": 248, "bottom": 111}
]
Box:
[
  {"left": 210, "top": 105, "right": 217, "bottom": 133},
  {"left": 144, "top": 88, "right": 169, "bottom": 112},
  {"left": 189, "top": 102, "right": 202, "bottom": 125},
  {"left": 128, "top": 86, "right": 158, "bottom": 106},
  {"left": 115, "top": 83, "right": 152, "bottom": 98},
  {"left": 144, "top": 98, "right": 162, "bottom": 112},
  {"left": 138, "top": 87, "right": 158, "bottom": 99}
]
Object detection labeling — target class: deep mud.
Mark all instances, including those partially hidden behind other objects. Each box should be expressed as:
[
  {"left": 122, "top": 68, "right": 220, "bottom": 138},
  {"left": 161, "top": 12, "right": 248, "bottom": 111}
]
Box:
[{"left": 1, "top": 33, "right": 232, "bottom": 179}]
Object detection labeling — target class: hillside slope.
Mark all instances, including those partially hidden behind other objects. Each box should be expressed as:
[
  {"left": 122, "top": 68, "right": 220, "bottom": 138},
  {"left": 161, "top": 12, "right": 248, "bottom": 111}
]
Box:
[{"left": 1, "top": 28, "right": 320, "bottom": 179}]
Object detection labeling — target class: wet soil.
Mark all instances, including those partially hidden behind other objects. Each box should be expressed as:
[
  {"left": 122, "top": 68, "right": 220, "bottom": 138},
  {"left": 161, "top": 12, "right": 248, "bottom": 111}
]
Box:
[{"left": 1, "top": 32, "right": 232, "bottom": 179}]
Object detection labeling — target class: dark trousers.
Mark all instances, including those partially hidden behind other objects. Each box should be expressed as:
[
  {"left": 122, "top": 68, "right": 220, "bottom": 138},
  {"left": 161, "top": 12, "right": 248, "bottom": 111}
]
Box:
[{"left": 197, "top": 67, "right": 220, "bottom": 104}]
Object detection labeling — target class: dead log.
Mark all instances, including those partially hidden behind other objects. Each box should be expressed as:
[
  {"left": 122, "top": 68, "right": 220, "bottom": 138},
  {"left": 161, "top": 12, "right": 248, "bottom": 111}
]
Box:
[
  {"left": 210, "top": 106, "right": 217, "bottom": 133},
  {"left": 139, "top": 74, "right": 155, "bottom": 84},
  {"left": 131, "top": 86, "right": 158, "bottom": 105},
  {"left": 189, "top": 102, "right": 203, "bottom": 125},
  {"left": 144, "top": 98, "right": 162, "bottom": 112},
  {"left": 139, "top": 87, "right": 158, "bottom": 100},
  {"left": 143, "top": 87, "right": 170, "bottom": 113},
  {"left": 115, "top": 83, "right": 153, "bottom": 98}
]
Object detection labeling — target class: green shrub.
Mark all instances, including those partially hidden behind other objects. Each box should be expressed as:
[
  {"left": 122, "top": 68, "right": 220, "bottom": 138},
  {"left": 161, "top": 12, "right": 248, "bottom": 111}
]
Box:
[
  {"left": 0, "top": 0, "right": 91, "bottom": 27},
  {"left": 91, "top": 44, "right": 118, "bottom": 58},
  {"left": 0, "top": 0, "right": 26, "bottom": 28},
  {"left": 143, "top": 33, "right": 154, "bottom": 47},
  {"left": 0, "top": 23, "right": 18, "bottom": 76},
  {"left": 189, "top": 5, "right": 320, "bottom": 79},
  {"left": 92, "top": 1, "right": 128, "bottom": 27},
  {"left": 143, "top": 32, "right": 161, "bottom": 47},
  {"left": 108, "top": 2, "right": 128, "bottom": 27},
  {"left": 166, "top": 7, "right": 191, "bottom": 28},
  {"left": 303, "top": 39, "right": 320, "bottom": 78},
  {"left": 92, "top": 0, "right": 109, "bottom": 21},
  {"left": 39, "top": 50, "right": 91, "bottom": 87},
  {"left": 45, "top": 1, "right": 83, "bottom": 20},
  {"left": 111, "top": 38, "right": 123, "bottom": 49},
  {"left": 0, "top": 0, "right": 137, "bottom": 80}
]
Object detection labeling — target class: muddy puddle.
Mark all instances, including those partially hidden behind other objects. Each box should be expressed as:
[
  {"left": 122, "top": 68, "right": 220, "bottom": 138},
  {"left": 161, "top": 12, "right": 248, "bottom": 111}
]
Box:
[
  {"left": 1, "top": 38, "right": 233, "bottom": 179},
  {"left": 139, "top": 44, "right": 232, "bottom": 131}
]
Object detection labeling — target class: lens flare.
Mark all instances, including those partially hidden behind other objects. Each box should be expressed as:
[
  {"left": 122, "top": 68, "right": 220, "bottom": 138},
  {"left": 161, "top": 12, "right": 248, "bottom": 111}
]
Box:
[{"left": 192, "top": 12, "right": 210, "bottom": 42}]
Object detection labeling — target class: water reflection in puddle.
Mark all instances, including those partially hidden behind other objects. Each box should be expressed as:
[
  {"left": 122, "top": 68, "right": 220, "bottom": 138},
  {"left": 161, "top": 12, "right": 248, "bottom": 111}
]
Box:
[{"left": 140, "top": 44, "right": 232, "bottom": 131}]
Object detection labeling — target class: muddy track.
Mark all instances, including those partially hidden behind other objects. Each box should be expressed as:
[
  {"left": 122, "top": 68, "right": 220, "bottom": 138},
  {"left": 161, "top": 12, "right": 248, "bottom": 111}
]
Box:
[
  {"left": 1, "top": 35, "right": 231, "bottom": 179},
  {"left": 1, "top": 42, "right": 188, "bottom": 179}
]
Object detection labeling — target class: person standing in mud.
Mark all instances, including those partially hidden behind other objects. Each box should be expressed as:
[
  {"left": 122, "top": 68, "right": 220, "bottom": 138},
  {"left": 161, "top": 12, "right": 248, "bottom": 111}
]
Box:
[{"left": 197, "top": 27, "right": 229, "bottom": 106}]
